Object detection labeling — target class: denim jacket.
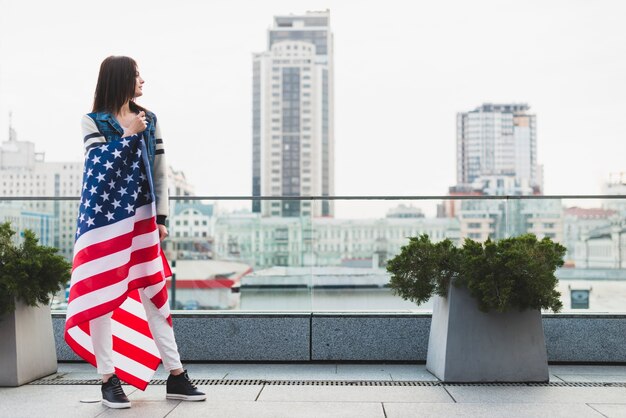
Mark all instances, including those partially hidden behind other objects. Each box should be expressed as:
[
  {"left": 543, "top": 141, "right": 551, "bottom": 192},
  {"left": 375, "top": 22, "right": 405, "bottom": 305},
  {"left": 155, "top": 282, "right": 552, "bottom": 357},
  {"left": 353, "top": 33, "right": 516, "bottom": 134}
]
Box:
[{"left": 81, "top": 111, "right": 169, "bottom": 224}]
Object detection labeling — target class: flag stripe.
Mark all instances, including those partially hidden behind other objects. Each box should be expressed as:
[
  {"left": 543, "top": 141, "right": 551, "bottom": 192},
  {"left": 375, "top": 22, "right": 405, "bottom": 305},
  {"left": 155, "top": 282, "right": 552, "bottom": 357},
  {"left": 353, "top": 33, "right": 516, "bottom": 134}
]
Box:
[
  {"left": 112, "top": 332, "right": 161, "bottom": 363},
  {"left": 71, "top": 233, "right": 160, "bottom": 285},
  {"left": 73, "top": 218, "right": 157, "bottom": 269},
  {"left": 73, "top": 204, "right": 154, "bottom": 255},
  {"left": 112, "top": 309, "right": 154, "bottom": 341},
  {"left": 112, "top": 351, "right": 156, "bottom": 383},
  {"left": 69, "top": 244, "right": 161, "bottom": 303},
  {"left": 66, "top": 270, "right": 164, "bottom": 329},
  {"left": 115, "top": 369, "right": 149, "bottom": 391}
]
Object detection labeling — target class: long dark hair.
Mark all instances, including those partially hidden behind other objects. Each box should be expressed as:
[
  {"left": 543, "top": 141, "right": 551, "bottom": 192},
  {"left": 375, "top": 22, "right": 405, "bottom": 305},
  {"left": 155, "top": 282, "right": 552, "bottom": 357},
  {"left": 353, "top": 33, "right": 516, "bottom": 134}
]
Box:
[{"left": 92, "top": 56, "right": 147, "bottom": 115}]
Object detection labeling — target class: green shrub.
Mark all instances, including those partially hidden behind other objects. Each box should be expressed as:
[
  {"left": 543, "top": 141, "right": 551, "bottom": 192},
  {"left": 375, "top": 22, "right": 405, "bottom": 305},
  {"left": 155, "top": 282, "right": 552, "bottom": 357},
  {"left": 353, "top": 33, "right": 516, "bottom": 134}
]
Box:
[
  {"left": 387, "top": 234, "right": 565, "bottom": 313},
  {"left": 0, "top": 222, "right": 72, "bottom": 316}
]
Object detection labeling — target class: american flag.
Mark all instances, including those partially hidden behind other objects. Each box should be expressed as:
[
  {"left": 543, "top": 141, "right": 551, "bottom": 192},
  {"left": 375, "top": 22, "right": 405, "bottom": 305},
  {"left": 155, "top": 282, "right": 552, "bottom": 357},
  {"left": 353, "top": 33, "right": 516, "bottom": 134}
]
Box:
[{"left": 65, "top": 135, "right": 171, "bottom": 390}]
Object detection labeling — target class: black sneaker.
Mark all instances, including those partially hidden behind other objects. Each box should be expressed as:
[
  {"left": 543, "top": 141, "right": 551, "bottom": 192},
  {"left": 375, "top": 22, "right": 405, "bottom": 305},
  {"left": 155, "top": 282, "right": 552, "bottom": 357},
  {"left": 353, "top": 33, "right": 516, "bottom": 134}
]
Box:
[
  {"left": 166, "top": 370, "right": 206, "bottom": 401},
  {"left": 101, "top": 375, "right": 131, "bottom": 409}
]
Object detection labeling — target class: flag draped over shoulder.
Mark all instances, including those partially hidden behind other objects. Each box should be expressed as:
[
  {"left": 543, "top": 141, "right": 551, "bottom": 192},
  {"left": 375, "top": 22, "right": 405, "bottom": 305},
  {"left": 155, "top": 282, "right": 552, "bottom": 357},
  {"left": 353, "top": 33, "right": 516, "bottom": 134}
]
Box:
[{"left": 65, "top": 135, "right": 171, "bottom": 390}]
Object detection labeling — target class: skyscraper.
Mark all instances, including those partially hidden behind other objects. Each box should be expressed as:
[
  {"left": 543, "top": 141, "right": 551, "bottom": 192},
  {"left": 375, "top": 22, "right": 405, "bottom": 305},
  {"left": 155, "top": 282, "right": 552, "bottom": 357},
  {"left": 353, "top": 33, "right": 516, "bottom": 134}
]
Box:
[
  {"left": 456, "top": 103, "right": 540, "bottom": 193},
  {"left": 252, "top": 10, "right": 335, "bottom": 217}
]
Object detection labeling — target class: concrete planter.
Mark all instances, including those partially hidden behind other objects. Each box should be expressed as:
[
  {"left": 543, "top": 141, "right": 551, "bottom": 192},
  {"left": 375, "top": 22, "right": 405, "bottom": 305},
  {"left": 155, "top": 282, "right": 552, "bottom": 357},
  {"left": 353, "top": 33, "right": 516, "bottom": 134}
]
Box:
[
  {"left": 426, "top": 284, "right": 549, "bottom": 383},
  {"left": 0, "top": 300, "right": 58, "bottom": 386}
]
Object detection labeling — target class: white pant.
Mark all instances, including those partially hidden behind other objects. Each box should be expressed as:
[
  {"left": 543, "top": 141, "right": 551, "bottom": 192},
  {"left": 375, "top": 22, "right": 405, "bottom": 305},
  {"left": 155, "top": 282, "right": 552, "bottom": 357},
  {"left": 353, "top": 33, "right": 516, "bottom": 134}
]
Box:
[{"left": 90, "top": 289, "right": 183, "bottom": 374}]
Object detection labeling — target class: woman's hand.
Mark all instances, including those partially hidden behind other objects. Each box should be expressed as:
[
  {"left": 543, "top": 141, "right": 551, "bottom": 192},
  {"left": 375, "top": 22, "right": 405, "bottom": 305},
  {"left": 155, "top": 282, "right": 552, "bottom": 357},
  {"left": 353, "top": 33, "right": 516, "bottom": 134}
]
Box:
[
  {"left": 122, "top": 111, "right": 147, "bottom": 137},
  {"left": 158, "top": 224, "right": 168, "bottom": 242}
]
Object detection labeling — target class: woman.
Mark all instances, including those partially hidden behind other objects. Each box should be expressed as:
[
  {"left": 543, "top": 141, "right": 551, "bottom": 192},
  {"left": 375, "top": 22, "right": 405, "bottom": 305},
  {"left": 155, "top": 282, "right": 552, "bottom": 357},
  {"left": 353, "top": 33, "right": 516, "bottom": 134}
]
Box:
[{"left": 79, "top": 56, "right": 205, "bottom": 408}]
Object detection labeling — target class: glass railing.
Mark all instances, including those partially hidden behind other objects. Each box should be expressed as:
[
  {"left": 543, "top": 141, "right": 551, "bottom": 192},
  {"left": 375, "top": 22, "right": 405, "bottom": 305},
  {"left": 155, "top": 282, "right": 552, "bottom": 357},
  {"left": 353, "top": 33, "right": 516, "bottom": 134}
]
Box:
[{"left": 2, "top": 195, "right": 625, "bottom": 313}]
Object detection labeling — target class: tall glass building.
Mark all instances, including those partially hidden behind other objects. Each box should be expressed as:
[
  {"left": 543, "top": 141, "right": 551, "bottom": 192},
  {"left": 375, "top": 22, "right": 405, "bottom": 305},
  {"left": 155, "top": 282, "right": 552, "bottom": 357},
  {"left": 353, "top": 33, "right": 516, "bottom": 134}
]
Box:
[
  {"left": 456, "top": 103, "right": 540, "bottom": 193},
  {"left": 252, "top": 11, "right": 335, "bottom": 217}
]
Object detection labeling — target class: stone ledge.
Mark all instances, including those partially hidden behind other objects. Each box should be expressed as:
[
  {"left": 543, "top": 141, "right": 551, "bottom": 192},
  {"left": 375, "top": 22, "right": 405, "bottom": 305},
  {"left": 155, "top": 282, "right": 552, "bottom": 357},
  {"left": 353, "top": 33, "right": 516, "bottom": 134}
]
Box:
[{"left": 52, "top": 313, "right": 626, "bottom": 363}]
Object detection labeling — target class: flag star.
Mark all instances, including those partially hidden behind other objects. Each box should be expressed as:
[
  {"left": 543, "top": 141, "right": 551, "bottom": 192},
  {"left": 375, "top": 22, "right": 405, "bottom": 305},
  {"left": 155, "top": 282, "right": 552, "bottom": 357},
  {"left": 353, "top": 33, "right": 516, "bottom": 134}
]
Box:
[
  {"left": 100, "top": 191, "right": 110, "bottom": 201},
  {"left": 91, "top": 155, "right": 101, "bottom": 164},
  {"left": 125, "top": 203, "right": 135, "bottom": 214},
  {"left": 86, "top": 217, "right": 95, "bottom": 227},
  {"left": 139, "top": 173, "right": 146, "bottom": 181},
  {"left": 112, "top": 149, "right": 122, "bottom": 159},
  {"left": 131, "top": 190, "right": 139, "bottom": 200},
  {"left": 124, "top": 174, "right": 134, "bottom": 183},
  {"left": 108, "top": 180, "right": 116, "bottom": 189},
  {"left": 131, "top": 161, "right": 139, "bottom": 170},
  {"left": 87, "top": 168, "right": 93, "bottom": 177},
  {"left": 112, "top": 199, "right": 121, "bottom": 209},
  {"left": 135, "top": 148, "right": 142, "bottom": 157},
  {"left": 76, "top": 227, "right": 81, "bottom": 236},
  {"left": 79, "top": 213, "right": 85, "bottom": 222},
  {"left": 94, "top": 203, "right": 103, "bottom": 214},
  {"left": 96, "top": 172, "right": 106, "bottom": 182},
  {"left": 82, "top": 199, "right": 90, "bottom": 209},
  {"left": 83, "top": 183, "right": 88, "bottom": 190},
  {"left": 99, "top": 144, "right": 109, "bottom": 151},
  {"left": 88, "top": 185, "right": 98, "bottom": 195},
  {"left": 144, "top": 192, "right": 152, "bottom": 200},
  {"left": 105, "top": 211, "right": 115, "bottom": 221},
  {"left": 103, "top": 160, "right": 114, "bottom": 170},
  {"left": 121, "top": 138, "right": 130, "bottom": 147},
  {"left": 116, "top": 169, "right": 122, "bottom": 178},
  {"left": 118, "top": 187, "right": 128, "bottom": 196}
]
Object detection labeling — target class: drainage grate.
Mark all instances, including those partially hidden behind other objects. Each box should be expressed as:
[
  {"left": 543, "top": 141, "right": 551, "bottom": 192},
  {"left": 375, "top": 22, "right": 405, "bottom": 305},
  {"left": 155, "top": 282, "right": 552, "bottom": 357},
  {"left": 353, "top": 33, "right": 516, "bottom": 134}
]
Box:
[{"left": 29, "top": 378, "right": 626, "bottom": 388}]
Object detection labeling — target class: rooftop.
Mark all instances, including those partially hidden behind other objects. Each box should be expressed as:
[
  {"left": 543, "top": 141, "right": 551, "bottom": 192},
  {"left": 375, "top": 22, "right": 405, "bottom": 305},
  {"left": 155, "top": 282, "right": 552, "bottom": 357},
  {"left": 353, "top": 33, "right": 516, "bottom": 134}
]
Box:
[{"left": 3, "top": 363, "right": 626, "bottom": 417}]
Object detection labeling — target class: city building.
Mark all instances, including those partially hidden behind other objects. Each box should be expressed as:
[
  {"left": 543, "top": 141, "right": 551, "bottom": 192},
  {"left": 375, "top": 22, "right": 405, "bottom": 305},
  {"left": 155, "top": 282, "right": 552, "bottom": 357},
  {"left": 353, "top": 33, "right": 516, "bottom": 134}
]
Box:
[
  {"left": 563, "top": 207, "right": 617, "bottom": 265},
  {"left": 164, "top": 202, "right": 214, "bottom": 260},
  {"left": 0, "top": 127, "right": 82, "bottom": 259},
  {"left": 602, "top": 172, "right": 626, "bottom": 214},
  {"left": 213, "top": 209, "right": 460, "bottom": 269},
  {"left": 576, "top": 222, "right": 626, "bottom": 269},
  {"left": 456, "top": 103, "right": 541, "bottom": 193},
  {"left": 252, "top": 10, "right": 335, "bottom": 218},
  {"left": 168, "top": 166, "right": 195, "bottom": 203}
]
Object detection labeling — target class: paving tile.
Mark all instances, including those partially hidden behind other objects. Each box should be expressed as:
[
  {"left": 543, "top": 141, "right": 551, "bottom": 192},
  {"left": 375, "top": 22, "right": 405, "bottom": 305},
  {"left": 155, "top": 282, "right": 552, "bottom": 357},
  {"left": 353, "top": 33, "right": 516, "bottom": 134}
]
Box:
[
  {"left": 384, "top": 402, "right": 605, "bottom": 418},
  {"left": 555, "top": 374, "right": 626, "bottom": 383},
  {"left": 218, "top": 364, "right": 338, "bottom": 381},
  {"left": 384, "top": 365, "right": 439, "bottom": 381},
  {"left": 167, "top": 400, "right": 385, "bottom": 418},
  {"left": 97, "top": 400, "right": 179, "bottom": 418},
  {"left": 334, "top": 364, "right": 393, "bottom": 381},
  {"left": 0, "top": 385, "right": 107, "bottom": 418},
  {"left": 445, "top": 386, "right": 626, "bottom": 404},
  {"left": 588, "top": 403, "right": 626, "bottom": 418},
  {"left": 258, "top": 385, "right": 453, "bottom": 403},
  {"left": 549, "top": 365, "right": 626, "bottom": 375},
  {"left": 129, "top": 384, "right": 263, "bottom": 401},
  {"left": 174, "top": 364, "right": 228, "bottom": 379}
]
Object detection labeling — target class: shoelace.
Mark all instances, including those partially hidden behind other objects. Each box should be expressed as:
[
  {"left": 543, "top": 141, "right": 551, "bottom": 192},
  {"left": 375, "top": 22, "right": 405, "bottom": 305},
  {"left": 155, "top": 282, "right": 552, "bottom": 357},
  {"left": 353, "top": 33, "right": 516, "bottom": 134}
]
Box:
[
  {"left": 183, "top": 373, "right": 197, "bottom": 389},
  {"left": 110, "top": 381, "right": 126, "bottom": 397}
]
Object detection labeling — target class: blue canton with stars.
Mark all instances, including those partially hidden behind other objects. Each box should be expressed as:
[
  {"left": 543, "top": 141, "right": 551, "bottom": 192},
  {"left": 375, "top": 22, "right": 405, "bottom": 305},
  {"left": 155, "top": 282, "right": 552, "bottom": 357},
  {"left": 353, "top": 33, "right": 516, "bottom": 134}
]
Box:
[{"left": 76, "top": 135, "right": 155, "bottom": 239}]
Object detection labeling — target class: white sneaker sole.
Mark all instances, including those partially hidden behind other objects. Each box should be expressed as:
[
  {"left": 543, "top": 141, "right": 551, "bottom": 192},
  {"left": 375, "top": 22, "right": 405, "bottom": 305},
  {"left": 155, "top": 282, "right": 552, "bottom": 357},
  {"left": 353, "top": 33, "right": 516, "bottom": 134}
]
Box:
[
  {"left": 166, "top": 393, "right": 207, "bottom": 401},
  {"left": 102, "top": 399, "right": 131, "bottom": 409}
]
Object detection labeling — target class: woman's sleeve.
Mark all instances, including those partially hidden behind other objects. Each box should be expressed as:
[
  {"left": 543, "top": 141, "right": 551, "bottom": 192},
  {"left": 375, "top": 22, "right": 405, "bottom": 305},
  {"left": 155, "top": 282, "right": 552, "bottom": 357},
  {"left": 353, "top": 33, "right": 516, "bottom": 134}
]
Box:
[
  {"left": 81, "top": 114, "right": 105, "bottom": 154},
  {"left": 153, "top": 121, "right": 170, "bottom": 224}
]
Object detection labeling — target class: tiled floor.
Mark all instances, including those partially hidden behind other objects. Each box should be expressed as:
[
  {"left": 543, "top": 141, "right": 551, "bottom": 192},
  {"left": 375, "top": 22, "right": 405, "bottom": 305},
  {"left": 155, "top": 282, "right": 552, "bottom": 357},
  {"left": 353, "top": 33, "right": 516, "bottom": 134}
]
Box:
[{"left": 1, "top": 363, "right": 626, "bottom": 417}]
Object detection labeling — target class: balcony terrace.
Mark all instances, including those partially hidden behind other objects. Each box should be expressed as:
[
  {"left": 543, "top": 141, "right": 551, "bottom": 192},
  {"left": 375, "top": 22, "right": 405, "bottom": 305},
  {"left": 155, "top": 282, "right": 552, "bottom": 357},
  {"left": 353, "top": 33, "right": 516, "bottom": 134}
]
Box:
[{"left": 2, "top": 195, "right": 626, "bottom": 417}]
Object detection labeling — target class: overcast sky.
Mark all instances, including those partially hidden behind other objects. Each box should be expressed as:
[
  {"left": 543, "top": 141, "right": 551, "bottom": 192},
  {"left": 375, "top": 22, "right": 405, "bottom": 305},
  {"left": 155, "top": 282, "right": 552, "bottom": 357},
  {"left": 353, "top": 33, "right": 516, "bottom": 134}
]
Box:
[{"left": 1, "top": 0, "right": 625, "bottom": 208}]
